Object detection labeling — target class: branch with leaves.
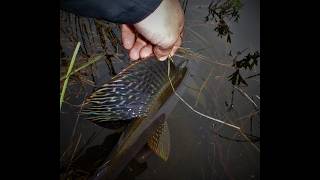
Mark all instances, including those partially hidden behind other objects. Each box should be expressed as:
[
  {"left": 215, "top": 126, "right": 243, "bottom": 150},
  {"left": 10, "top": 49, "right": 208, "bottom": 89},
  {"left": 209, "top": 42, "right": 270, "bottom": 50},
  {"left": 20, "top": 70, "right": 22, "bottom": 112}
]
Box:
[
  {"left": 205, "top": 0, "right": 243, "bottom": 43},
  {"left": 228, "top": 50, "right": 260, "bottom": 86}
]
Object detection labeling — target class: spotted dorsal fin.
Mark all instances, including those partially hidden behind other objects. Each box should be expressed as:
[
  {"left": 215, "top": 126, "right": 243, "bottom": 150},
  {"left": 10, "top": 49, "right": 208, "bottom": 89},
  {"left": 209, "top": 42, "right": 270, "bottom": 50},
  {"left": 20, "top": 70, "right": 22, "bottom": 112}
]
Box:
[
  {"left": 147, "top": 120, "right": 170, "bottom": 161},
  {"left": 81, "top": 59, "right": 179, "bottom": 127},
  {"left": 80, "top": 59, "right": 179, "bottom": 129}
]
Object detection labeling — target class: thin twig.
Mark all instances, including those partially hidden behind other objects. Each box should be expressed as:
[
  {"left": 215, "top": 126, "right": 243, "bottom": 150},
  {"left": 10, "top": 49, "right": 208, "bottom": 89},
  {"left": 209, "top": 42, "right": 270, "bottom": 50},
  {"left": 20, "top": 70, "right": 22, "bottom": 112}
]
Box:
[
  {"left": 212, "top": 130, "right": 260, "bottom": 143},
  {"left": 60, "top": 53, "right": 104, "bottom": 81},
  {"left": 233, "top": 110, "right": 260, "bottom": 123},
  {"left": 73, "top": 129, "right": 104, "bottom": 162},
  {"left": 76, "top": 75, "right": 97, "bottom": 87},
  {"left": 182, "top": 82, "right": 200, "bottom": 92},
  {"left": 239, "top": 129, "right": 260, "bottom": 152},
  {"left": 167, "top": 56, "right": 240, "bottom": 130},
  {"left": 71, "top": 96, "right": 87, "bottom": 140},
  {"left": 234, "top": 86, "right": 259, "bottom": 110},
  {"left": 176, "top": 47, "right": 232, "bottom": 68},
  {"left": 246, "top": 73, "right": 260, "bottom": 79},
  {"left": 62, "top": 101, "right": 83, "bottom": 108},
  {"left": 60, "top": 100, "right": 86, "bottom": 162},
  {"left": 168, "top": 56, "right": 260, "bottom": 153},
  {"left": 66, "top": 133, "right": 82, "bottom": 172},
  {"left": 195, "top": 66, "right": 214, "bottom": 106}
]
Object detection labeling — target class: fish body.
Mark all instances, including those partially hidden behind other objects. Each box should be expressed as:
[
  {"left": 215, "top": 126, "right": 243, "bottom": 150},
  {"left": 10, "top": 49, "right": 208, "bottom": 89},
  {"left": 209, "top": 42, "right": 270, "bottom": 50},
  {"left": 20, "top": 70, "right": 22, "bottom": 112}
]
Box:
[{"left": 81, "top": 58, "right": 187, "bottom": 180}]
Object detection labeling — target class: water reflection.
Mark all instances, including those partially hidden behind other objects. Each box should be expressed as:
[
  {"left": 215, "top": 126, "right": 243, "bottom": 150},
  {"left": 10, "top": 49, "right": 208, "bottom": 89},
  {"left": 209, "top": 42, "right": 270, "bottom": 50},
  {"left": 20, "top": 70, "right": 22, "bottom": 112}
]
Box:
[{"left": 60, "top": 132, "right": 155, "bottom": 180}]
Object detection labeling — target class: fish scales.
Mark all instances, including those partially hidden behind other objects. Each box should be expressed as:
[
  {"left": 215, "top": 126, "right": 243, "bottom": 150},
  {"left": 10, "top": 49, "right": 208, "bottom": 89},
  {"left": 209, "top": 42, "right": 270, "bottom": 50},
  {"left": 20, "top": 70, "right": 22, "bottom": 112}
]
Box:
[{"left": 81, "top": 58, "right": 186, "bottom": 129}]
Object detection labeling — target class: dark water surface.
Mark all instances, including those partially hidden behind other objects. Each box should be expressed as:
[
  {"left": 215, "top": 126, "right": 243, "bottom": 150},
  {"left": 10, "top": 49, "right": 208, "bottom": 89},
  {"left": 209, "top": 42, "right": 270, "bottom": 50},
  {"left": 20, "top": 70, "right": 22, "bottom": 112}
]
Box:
[{"left": 60, "top": 0, "right": 260, "bottom": 179}]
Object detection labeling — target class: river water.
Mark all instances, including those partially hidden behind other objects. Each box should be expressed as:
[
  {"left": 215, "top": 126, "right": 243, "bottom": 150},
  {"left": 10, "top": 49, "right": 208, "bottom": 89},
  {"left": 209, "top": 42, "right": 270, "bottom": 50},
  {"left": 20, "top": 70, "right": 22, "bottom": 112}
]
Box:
[{"left": 60, "top": 0, "right": 260, "bottom": 179}]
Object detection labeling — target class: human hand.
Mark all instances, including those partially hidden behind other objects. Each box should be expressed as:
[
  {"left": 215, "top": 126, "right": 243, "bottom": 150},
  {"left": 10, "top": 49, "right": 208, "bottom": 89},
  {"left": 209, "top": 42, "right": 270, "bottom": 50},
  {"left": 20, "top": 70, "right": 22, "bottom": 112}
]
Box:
[{"left": 121, "top": 0, "right": 184, "bottom": 61}]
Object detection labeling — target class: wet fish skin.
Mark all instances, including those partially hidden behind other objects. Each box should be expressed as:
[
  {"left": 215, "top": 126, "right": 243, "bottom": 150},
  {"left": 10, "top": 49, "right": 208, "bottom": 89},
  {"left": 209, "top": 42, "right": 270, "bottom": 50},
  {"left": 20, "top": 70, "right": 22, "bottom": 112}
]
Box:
[
  {"left": 81, "top": 58, "right": 187, "bottom": 128},
  {"left": 91, "top": 114, "right": 167, "bottom": 180},
  {"left": 84, "top": 58, "right": 187, "bottom": 180}
]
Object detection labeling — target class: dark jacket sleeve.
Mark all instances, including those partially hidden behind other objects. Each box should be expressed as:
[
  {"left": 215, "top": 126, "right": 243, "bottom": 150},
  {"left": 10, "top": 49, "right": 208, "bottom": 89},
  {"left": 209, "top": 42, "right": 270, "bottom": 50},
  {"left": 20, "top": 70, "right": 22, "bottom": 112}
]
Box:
[{"left": 61, "top": 0, "right": 162, "bottom": 24}]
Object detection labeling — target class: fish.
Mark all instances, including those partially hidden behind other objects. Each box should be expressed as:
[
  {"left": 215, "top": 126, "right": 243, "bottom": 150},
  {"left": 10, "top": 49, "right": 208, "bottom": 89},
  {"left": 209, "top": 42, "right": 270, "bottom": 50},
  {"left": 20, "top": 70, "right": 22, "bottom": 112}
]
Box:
[{"left": 80, "top": 58, "right": 187, "bottom": 180}]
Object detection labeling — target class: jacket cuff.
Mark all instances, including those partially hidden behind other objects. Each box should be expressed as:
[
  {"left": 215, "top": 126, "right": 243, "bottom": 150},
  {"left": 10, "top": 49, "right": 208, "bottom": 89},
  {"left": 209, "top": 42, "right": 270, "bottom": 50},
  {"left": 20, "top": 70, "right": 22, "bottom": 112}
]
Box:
[{"left": 61, "top": 0, "right": 163, "bottom": 24}]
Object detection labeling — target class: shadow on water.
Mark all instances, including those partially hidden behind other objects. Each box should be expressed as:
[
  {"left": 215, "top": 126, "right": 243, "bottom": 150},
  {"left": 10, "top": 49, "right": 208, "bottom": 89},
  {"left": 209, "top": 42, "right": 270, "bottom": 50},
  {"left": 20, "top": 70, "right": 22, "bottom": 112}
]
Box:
[{"left": 61, "top": 132, "right": 153, "bottom": 180}]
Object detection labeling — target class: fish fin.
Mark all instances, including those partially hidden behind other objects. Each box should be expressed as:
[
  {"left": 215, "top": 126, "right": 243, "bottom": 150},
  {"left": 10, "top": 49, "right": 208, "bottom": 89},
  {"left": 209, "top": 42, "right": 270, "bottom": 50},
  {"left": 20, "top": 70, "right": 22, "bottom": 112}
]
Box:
[
  {"left": 80, "top": 59, "right": 175, "bottom": 127},
  {"left": 147, "top": 120, "right": 170, "bottom": 161},
  {"left": 80, "top": 59, "right": 182, "bottom": 129}
]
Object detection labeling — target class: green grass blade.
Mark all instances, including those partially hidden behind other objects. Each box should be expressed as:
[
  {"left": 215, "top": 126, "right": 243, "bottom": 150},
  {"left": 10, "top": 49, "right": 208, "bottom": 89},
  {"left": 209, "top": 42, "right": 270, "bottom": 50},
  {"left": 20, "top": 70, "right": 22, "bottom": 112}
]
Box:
[
  {"left": 60, "top": 53, "right": 104, "bottom": 81},
  {"left": 60, "top": 42, "right": 81, "bottom": 110}
]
